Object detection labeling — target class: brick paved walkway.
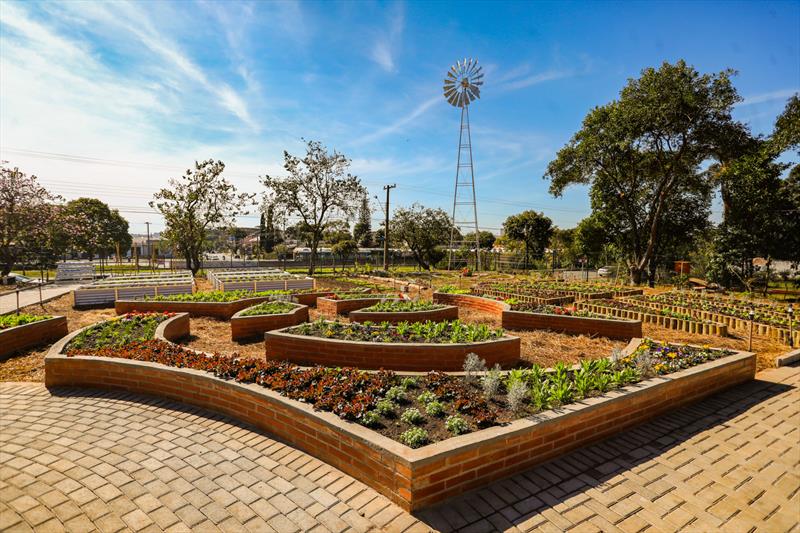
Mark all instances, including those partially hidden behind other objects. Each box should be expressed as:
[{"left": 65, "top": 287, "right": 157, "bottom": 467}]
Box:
[{"left": 1, "top": 366, "right": 798, "bottom": 532}]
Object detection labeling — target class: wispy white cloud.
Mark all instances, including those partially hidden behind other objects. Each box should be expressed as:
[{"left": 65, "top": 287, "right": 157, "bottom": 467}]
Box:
[
  {"left": 351, "top": 95, "right": 441, "bottom": 146},
  {"left": 370, "top": 3, "right": 404, "bottom": 72},
  {"left": 497, "top": 68, "right": 575, "bottom": 92},
  {"left": 739, "top": 89, "right": 798, "bottom": 107}
]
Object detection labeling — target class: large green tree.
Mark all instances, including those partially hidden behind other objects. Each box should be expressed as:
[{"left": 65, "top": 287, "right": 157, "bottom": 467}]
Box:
[
  {"left": 262, "top": 140, "right": 365, "bottom": 275},
  {"left": 151, "top": 159, "right": 254, "bottom": 274},
  {"left": 392, "top": 204, "right": 452, "bottom": 270},
  {"left": 61, "top": 197, "right": 132, "bottom": 260},
  {"left": 502, "top": 210, "right": 554, "bottom": 270},
  {"left": 545, "top": 60, "right": 742, "bottom": 284},
  {"left": 0, "top": 165, "right": 63, "bottom": 276}
]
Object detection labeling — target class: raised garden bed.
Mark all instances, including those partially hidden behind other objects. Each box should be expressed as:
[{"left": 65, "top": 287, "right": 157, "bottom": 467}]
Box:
[
  {"left": 66, "top": 312, "right": 188, "bottom": 351},
  {"left": 230, "top": 302, "right": 309, "bottom": 341},
  {"left": 624, "top": 294, "right": 799, "bottom": 345},
  {"left": 264, "top": 320, "right": 520, "bottom": 371},
  {"left": 208, "top": 269, "right": 314, "bottom": 292},
  {"left": 45, "top": 337, "right": 755, "bottom": 511},
  {"left": 502, "top": 305, "right": 641, "bottom": 339},
  {"left": 349, "top": 301, "right": 458, "bottom": 325},
  {"left": 114, "top": 289, "right": 320, "bottom": 320},
  {"left": 578, "top": 300, "right": 728, "bottom": 336},
  {"left": 73, "top": 271, "right": 195, "bottom": 308},
  {"left": 432, "top": 291, "right": 510, "bottom": 319},
  {"left": 0, "top": 314, "right": 68, "bottom": 360},
  {"left": 317, "top": 293, "right": 405, "bottom": 318}
]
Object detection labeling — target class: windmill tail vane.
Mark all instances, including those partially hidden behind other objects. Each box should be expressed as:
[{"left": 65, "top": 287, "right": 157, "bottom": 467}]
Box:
[{"left": 443, "top": 58, "right": 483, "bottom": 271}]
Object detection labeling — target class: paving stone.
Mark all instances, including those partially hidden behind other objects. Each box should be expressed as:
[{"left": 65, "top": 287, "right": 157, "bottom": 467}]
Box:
[{"left": 2, "top": 368, "right": 799, "bottom": 533}]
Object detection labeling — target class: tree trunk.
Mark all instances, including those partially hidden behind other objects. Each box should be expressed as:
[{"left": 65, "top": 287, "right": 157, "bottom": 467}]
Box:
[
  {"left": 629, "top": 264, "right": 644, "bottom": 285},
  {"left": 308, "top": 238, "right": 318, "bottom": 276},
  {"left": 647, "top": 259, "right": 657, "bottom": 288}
]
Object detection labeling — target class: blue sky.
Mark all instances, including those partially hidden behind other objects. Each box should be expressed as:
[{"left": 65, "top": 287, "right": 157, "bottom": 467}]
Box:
[{"left": 1, "top": 0, "right": 798, "bottom": 235}]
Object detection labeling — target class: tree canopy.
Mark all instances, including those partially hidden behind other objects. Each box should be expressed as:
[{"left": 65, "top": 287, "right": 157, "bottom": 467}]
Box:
[
  {"left": 0, "top": 165, "right": 62, "bottom": 276},
  {"left": 546, "top": 60, "right": 743, "bottom": 284},
  {"left": 502, "top": 210, "right": 554, "bottom": 269},
  {"left": 262, "top": 140, "right": 365, "bottom": 274},
  {"left": 392, "top": 204, "right": 452, "bottom": 270},
  {"left": 151, "top": 159, "right": 253, "bottom": 274},
  {"left": 60, "top": 198, "right": 132, "bottom": 260}
]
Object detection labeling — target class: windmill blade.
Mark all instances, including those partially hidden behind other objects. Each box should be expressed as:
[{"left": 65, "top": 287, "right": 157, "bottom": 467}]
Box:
[
  {"left": 472, "top": 71, "right": 484, "bottom": 82},
  {"left": 443, "top": 80, "right": 457, "bottom": 91},
  {"left": 447, "top": 92, "right": 460, "bottom": 107},
  {"left": 468, "top": 85, "right": 481, "bottom": 99},
  {"left": 445, "top": 71, "right": 457, "bottom": 81},
  {"left": 443, "top": 86, "right": 458, "bottom": 100}
]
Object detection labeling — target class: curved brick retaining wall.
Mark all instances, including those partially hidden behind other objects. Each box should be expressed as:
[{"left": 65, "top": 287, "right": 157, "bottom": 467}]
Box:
[
  {"left": 230, "top": 304, "right": 309, "bottom": 341},
  {"left": 44, "top": 337, "right": 755, "bottom": 511},
  {"left": 317, "top": 297, "right": 404, "bottom": 318},
  {"left": 432, "top": 292, "right": 509, "bottom": 319},
  {"left": 0, "top": 316, "right": 68, "bottom": 360},
  {"left": 349, "top": 305, "right": 458, "bottom": 325},
  {"left": 263, "top": 329, "right": 521, "bottom": 371},
  {"left": 115, "top": 297, "right": 287, "bottom": 320},
  {"left": 502, "top": 310, "right": 642, "bottom": 340}
]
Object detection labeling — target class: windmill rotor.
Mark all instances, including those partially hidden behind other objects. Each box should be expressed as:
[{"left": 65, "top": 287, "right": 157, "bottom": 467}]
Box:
[{"left": 443, "top": 58, "right": 484, "bottom": 108}]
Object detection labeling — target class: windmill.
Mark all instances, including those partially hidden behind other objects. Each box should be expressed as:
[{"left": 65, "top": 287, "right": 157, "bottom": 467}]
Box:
[{"left": 443, "top": 58, "right": 483, "bottom": 271}]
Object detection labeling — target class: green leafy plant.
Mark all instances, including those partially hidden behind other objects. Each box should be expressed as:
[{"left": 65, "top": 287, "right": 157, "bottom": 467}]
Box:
[
  {"left": 401, "top": 377, "right": 418, "bottom": 390},
  {"left": 385, "top": 386, "right": 407, "bottom": 403},
  {"left": 360, "top": 410, "right": 381, "bottom": 428},
  {"left": 425, "top": 401, "right": 445, "bottom": 417},
  {"left": 239, "top": 301, "right": 299, "bottom": 317},
  {"left": 0, "top": 313, "right": 52, "bottom": 330},
  {"left": 400, "top": 408, "right": 424, "bottom": 425},
  {"left": 363, "top": 301, "right": 446, "bottom": 312},
  {"left": 445, "top": 415, "right": 469, "bottom": 435},
  {"left": 400, "top": 427, "right": 429, "bottom": 448},
  {"left": 417, "top": 391, "right": 437, "bottom": 404},
  {"left": 375, "top": 398, "right": 396, "bottom": 417}
]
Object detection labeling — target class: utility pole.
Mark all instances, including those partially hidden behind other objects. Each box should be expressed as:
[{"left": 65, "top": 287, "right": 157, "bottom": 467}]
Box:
[
  {"left": 145, "top": 222, "right": 151, "bottom": 270},
  {"left": 383, "top": 184, "right": 396, "bottom": 271}
]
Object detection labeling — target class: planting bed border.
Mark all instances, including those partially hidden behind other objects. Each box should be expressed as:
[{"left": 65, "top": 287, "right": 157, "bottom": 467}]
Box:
[
  {"left": 44, "top": 338, "right": 755, "bottom": 511},
  {"left": 0, "top": 316, "right": 68, "bottom": 360},
  {"left": 263, "top": 327, "right": 521, "bottom": 371},
  {"left": 502, "top": 310, "right": 642, "bottom": 340},
  {"left": 617, "top": 297, "right": 799, "bottom": 346},
  {"left": 349, "top": 305, "right": 458, "bottom": 325},
  {"left": 317, "top": 296, "right": 405, "bottom": 318},
  {"left": 115, "top": 293, "right": 314, "bottom": 320},
  {"left": 230, "top": 303, "right": 309, "bottom": 342},
  {"left": 432, "top": 292, "right": 510, "bottom": 319},
  {"left": 577, "top": 302, "right": 728, "bottom": 337},
  {"left": 74, "top": 283, "right": 194, "bottom": 308},
  {"left": 471, "top": 288, "right": 573, "bottom": 306}
]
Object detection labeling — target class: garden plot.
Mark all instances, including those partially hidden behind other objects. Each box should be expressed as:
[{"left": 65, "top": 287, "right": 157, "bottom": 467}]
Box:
[
  {"left": 73, "top": 271, "right": 194, "bottom": 307},
  {"left": 46, "top": 336, "right": 754, "bottom": 511},
  {"left": 208, "top": 268, "right": 314, "bottom": 292},
  {"left": 624, "top": 293, "right": 798, "bottom": 345}
]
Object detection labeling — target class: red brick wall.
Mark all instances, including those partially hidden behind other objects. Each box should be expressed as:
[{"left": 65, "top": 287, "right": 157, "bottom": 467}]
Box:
[
  {"left": 44, "top": 344, "right": 755, "bottom": 512},
  {"left": 407, "top": 350, "right": 756, "bottom": 509},
  {"left": 230, "top": 305, "right": 309, "bottom": 341},
  {"left": 317, "top": 297, "right": 402, "bottom": 318},
  {"left": 264, "top": 331, "right": 521, "bottom": 371},
  {"left": 432, "top": 292, "right": 509, "bottom": 319},
  {"left": 1, "top": 316, "right": 68, "bottom": 359},
  {"left": 502, "top": 311, "right": 642, "bottom": 340},
  {"left": 115, "top": 298, "right": 276, "bottom": 320},
  {"left": 349, "top": 306, "right": 458, "bottom": 325}
]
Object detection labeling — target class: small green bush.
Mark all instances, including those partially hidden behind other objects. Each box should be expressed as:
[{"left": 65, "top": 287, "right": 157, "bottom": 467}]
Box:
[
  {"left": 425, "top": 401, "right": 445, "bottom": 417},
  {"left": 401, "top": 377, "right": 418, "bottom": 390},
  {"left": 375, "top": 399, "right": 396, "bottom": 416},
  {"left": 385, "top": 385, "right": 406, "bottom": 403},
  {"left": 360, "top": 410, "right": 381, "bottom": 428},
  {"left": 399, "top": 427, "right": 428, "bottom": 448},
  {"left": 445, "top": 415, "right": 469, "bottom": 435},
  {"left": 400, "top": 408, "right": 424, "bottom": 425},
  {"left": 416, "top": 391, "right": 437, "bottom": 405}
]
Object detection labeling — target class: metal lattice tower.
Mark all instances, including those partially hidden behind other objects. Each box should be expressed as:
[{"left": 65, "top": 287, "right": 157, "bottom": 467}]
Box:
[{"left": 444, "top": 59, "right": 483, "bottom": 271}]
